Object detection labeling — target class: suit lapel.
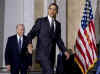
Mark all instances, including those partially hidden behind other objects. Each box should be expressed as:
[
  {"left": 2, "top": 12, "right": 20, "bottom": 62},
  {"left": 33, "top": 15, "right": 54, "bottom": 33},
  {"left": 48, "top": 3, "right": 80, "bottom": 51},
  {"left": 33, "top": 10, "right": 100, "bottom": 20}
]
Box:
[
  {"left": 15, "top": 35, "right": 19, "bottom": 50},
  {"left": 55, "top": 20, "right": 58, "bottom": 32},
  {"left": 16, "top": 35, "right": 26, "bottom": 53},
  {"left": 44, "top": 17, "right": 51, "bottom": 29},
  {"left": 22, "top": 36, "right": 25, "bottom": 48},
  {"left": 46, "top": 17, "right": 59, "bottom": 33}
]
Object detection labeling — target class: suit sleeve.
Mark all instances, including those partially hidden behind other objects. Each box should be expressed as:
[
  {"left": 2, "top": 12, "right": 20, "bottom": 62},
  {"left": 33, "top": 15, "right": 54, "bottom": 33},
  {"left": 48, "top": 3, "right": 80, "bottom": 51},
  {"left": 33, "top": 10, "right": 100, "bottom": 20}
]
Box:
[
  {"left": 56, "top": 23, "right": 67, "bottom": 53},
  {"left": 5, "top": 38, "right": 11, "bottom": 65},
  {"left": 27, "top": 18, "right": 41, "bottom": 43}
]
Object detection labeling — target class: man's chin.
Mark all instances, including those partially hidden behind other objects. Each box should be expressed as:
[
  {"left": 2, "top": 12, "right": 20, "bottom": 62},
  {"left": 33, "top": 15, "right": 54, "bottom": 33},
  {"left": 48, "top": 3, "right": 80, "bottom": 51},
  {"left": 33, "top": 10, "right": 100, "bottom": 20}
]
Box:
[{"left": 49, "top": 15, "right": 55, "bottom": 17}]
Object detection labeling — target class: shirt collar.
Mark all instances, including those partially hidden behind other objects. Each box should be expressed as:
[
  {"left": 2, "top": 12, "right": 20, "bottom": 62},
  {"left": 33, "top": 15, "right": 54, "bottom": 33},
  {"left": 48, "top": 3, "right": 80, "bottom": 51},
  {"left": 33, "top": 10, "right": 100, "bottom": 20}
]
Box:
[
  {"left": 48, "top": 15, "right": 53, "bottom": 25},
  {"left": 17, "top": 34, "right": 23, "bottom": 41}
]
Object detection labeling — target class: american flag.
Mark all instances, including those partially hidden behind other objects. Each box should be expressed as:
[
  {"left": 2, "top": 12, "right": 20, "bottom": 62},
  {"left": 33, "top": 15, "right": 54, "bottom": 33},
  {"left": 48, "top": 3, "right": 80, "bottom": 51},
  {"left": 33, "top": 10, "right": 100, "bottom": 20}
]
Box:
[{"left": 75, "top": 0, "right": 97, "bottom": 74}]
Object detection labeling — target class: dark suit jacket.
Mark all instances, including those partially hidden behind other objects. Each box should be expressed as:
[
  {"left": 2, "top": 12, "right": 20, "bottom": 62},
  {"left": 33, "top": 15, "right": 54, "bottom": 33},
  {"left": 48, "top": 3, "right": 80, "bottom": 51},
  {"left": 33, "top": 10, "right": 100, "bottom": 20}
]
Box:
[
  {"left": 5, "top": 35, "right": 32, "bottom": 67},
  {"left": 27, "top": 16, "right": 66, "bottom": 65}
]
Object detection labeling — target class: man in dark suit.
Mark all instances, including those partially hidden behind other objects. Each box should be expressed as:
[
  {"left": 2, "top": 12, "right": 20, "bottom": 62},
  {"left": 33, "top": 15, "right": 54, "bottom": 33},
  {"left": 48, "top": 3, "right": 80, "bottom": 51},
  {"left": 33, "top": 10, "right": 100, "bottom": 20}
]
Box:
[
  {"left": 27, "top": 3, "right": 70, "bottom": 74},
  {"left": 5, "top": 24, "right": 32, "bottom": 74}
]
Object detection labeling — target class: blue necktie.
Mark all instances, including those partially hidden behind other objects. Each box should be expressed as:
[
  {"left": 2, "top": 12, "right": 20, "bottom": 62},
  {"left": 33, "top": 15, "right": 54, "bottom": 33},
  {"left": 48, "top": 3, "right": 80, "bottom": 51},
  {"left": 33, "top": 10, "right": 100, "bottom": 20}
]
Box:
[{"left": 19, "top": 37, "right": 21, "bottom": 53}]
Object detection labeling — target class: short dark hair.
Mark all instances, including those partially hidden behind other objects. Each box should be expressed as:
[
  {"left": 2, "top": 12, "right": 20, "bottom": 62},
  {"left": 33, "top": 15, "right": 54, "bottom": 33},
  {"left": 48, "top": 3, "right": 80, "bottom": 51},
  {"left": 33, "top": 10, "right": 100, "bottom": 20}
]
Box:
[{"left": 48, "top": 3, "right": 58, "bottom": 13}]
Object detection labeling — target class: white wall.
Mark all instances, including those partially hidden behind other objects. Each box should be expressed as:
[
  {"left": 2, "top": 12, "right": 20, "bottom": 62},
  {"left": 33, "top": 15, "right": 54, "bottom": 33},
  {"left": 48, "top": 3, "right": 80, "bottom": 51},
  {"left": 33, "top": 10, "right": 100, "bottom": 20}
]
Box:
[{"left": 24, "top": 0, "right": 34, "bottom": 35}]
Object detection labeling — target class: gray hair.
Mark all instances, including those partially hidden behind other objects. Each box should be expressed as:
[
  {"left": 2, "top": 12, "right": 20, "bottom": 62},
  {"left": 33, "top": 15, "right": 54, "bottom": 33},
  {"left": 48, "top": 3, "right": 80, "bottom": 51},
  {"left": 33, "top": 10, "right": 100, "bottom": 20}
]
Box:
[{"left": 16, "top": 24, "right": 25, "bottom": 30}]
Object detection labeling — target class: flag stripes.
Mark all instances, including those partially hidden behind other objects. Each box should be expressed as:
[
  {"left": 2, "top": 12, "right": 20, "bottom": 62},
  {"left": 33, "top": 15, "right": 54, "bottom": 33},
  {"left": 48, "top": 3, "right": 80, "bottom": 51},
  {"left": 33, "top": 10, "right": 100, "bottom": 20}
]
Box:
[{"left": 75, "top": 0, "right": 97, "bottom": 74}]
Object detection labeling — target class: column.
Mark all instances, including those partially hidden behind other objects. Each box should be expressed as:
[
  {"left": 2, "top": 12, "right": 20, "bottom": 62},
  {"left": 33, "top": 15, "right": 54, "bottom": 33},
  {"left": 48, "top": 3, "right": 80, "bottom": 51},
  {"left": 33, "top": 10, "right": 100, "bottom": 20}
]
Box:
[
  {"left": 24, "top": 0, "right": 34, "bottom": 35},
  {"left": 0, "top": 0, "right": 4, "bottom": 66},
  {"left": 94, "top": 0, "right": 100, "bottom": 43},
  {"left": 67, "top": 0, "right": 85, "bottom": 51},
  {"left": 56, "top": 0, "right": 67, "bottom": 46}
]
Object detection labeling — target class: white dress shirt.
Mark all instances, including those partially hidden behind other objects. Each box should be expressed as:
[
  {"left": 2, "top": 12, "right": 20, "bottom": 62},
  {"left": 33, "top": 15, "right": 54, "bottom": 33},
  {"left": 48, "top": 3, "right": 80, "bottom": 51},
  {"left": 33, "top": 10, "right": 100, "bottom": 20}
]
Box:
[{"left": 48, "top": 15, "right": 56, "bottom": 31}]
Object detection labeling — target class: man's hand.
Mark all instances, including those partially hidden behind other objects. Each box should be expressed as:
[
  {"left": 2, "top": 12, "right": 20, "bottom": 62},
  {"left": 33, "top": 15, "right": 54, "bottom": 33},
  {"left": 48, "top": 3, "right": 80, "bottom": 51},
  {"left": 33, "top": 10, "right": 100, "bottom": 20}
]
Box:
[
  {"left": 64, "top": 51, "right": 70, "bottom": 60},
  {"left": 6, "top": 65, "right": 11, "bottom": 71},
  {"left": 27, "top": 44, "right": 33, "bottom": 54}
]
